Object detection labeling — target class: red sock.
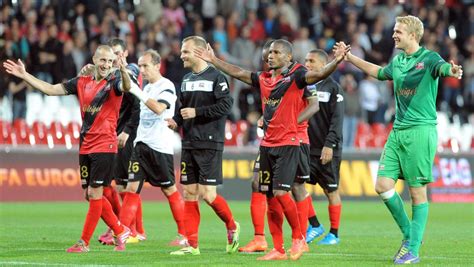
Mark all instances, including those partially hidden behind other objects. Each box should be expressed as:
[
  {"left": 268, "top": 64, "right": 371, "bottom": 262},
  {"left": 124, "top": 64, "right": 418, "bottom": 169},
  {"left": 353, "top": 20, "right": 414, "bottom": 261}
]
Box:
[
  {"left": 101, "top": 197, "right": 124, "bottom": 235},
  {"left": 209, "top": 194, "right": 236, "bottom": 230},
  {"left": 185, "top": 201, "right": 200, "bottom": 248},
  {"left": 110, "top": 188, "right": 122, "bottom": 216},
  {"left": 267, "top": 197, "right": 284, "bottom": 253},
  {"left": 250, "top": 192, "right": 266, "bottom": 236},
  {"left": 296, "top": 199, "right": 308, "bottom": 238},
  {"left": 306, "top": 196, "right": 315, "bottom": 218},
  {"left": 119, "top": 192, "right": 140, "bottom": 227},
  {"left": 166, "top": 191, "right": 185, "bottom": 236},
  {"left": 328, "top": 204, "right": 342, "bottom": 230},
  {"left": 276, "top": 193, "right": 302, "bottom": 239},
  {"left": 80, "top": 199, "right": 103, "bottom": 245},
  {"left": 134, "top": 196, "right": 144, "bottom": 234}
]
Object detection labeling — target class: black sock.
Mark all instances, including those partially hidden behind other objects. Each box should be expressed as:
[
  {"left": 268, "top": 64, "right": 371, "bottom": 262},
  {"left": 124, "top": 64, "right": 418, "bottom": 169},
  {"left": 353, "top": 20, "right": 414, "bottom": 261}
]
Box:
[
  {"left": 330, "top": 228, "right": 338, "bottom": 237},
  {"left": 308, "top": 216, "right": 320, "bottom": 227}
]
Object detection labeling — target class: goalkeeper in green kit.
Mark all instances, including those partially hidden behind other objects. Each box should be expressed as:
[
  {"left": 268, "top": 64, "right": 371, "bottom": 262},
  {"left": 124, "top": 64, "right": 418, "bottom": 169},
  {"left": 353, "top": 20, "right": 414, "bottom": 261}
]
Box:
[{"left": 336, "top": 15, "right": 463, "bottom": 264}]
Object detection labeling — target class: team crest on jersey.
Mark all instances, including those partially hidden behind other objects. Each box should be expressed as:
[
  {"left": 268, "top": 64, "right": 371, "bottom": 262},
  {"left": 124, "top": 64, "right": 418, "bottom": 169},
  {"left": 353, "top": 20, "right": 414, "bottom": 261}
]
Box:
[{"left": 415, "top": 62, "right": 425, "bottom": 70}]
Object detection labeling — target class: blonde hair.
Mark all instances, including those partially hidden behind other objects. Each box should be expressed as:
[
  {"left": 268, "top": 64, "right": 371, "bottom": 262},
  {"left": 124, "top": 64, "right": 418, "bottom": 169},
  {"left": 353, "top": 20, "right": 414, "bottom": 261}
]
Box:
[
  {"left": 396, "top": 15, "right": 424, "bottom": 42},
  {"left": 182, "top": 35, "right": 207, "bottom": 48}
]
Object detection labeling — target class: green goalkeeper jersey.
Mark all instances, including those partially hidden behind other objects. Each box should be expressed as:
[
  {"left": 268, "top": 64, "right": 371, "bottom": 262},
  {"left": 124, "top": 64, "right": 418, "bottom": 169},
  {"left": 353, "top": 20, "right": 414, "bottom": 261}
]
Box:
[{"left": 377, "top": 47, "right": 451, "bottom": 129}]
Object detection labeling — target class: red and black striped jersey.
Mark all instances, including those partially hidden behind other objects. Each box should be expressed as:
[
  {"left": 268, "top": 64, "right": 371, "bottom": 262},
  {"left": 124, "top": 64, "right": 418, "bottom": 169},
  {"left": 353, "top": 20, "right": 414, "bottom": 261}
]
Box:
[
  {"left": 62, "top": 70, "right": 122, "bottom": 154},
  {"left": 251, "top": 63, "right": 308, "bottom": 147}
]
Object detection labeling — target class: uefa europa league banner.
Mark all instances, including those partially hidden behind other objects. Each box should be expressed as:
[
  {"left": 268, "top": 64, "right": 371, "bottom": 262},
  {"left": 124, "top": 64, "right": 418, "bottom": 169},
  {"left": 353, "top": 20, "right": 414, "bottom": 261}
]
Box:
[{"left": 1, "top": 147, "right": 473, "bottom": 202}]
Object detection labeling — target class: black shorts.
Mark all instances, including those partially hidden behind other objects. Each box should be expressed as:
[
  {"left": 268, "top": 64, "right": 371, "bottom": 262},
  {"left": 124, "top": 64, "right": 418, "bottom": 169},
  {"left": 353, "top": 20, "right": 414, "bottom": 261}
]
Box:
[
  {"left": 113, "top": 136, "right": 134, "bottom": 186},
  {"left": 253, "top": 152, "right": 260, "bottom": 173},
  {"left": 295, "top": 143, "right": 310, "bottom": 183},
  {"left": 180, "top": 149, "right": 223, "bottom": 185},
  {"left": 128, "top": 142, "right": 175, "bottom": 189},
  {"left": 308, "top": 155, "right": 341, "bottom": 193},
  {"left": 79, "top": 153, "right": 115, "bottom": 189},
  {"left": 258, "top": 145, "right": 299, "bottom": 193}
]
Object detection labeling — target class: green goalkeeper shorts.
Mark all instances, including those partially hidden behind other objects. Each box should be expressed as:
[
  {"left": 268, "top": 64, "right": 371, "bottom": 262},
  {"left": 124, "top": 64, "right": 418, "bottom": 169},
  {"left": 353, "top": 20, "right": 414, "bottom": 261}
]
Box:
[{"left": 377, "top": 125, "right": 437, "bottom": 187}]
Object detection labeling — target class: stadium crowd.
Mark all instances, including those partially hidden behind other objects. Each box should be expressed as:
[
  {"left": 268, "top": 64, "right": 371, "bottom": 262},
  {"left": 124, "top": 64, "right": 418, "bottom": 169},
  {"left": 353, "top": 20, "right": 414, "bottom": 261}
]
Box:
[{"left": 0, "top": 0, "right": 473, "bottom": 149}]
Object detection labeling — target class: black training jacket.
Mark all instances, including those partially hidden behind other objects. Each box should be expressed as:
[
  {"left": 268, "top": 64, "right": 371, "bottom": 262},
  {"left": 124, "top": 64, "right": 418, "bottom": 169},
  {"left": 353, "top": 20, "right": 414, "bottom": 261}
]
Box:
[
  {"left": 307, "top": 76, "right": 344, "bottom": 156},
  {"left": 173, "top": 66, "right": 232, "bottom": 151}
]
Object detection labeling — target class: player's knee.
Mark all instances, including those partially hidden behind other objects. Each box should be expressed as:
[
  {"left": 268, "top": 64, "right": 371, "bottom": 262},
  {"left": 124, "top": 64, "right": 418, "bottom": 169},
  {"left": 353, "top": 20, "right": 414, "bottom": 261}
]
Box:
[
  {"left": 375, "top": 178, "right": 395, "bottom": 194},
  {"left": 161, "top": 185, "right": 177, "bottom": 196},
  {"left": 327, "top": 190, "right": 341, "bottom": 204},
  {"left": 291, "top": 183, "right": 307, "bottom": 201},
  {"left": 125, "top": 182, "right": 139, "bottom": 193},
  {"left": 87, "top": 186, "right": 102, "bottom": 200},
  {"left": 202, "top": 191, "right": 217, "bottom": 204},
  {"left": 273, "top": 189, "right": 288, "bottom": 197},
  {"left": 183, "top": 185, "right": 199, "bottom": 201}
]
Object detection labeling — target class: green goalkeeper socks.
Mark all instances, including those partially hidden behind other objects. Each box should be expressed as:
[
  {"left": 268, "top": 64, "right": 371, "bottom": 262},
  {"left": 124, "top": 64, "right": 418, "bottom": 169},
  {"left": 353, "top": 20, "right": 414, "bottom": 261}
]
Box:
[
  {"left": 409, "top": 202, "right": 429, "bottom": 257},
  {"left": 383, "top": 192, "right": 411, "bottom": 240}
]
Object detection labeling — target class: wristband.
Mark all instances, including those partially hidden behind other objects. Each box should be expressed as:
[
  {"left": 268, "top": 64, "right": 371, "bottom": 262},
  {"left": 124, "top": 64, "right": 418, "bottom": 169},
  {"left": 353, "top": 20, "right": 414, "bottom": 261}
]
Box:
[{"left": 129, "top": 85, "right": 149, "bottom": 103}]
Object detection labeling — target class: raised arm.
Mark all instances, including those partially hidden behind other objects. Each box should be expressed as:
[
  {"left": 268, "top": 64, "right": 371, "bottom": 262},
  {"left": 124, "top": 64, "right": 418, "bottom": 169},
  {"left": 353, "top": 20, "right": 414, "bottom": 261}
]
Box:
[
  {"left": 3, "top": 59, "right": 67, "bottom": 96},
  {"left": 117, "top": 56, "right": 131, "bottom": 92},
  {"left": 343, "top": 42, "right": 382, "bottom": 78},
  {"left": 304, "top": 42, "right": 351, "bottom": 85},
  {"left": 194, "top": 43, "right": 253, "bottom": 85}
]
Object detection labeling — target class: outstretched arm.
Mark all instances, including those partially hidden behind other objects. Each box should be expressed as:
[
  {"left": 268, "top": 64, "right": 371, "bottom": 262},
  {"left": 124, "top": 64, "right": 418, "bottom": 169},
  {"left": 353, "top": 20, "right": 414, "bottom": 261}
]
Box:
[
  {"left": 194, "top": 43, "right": 253, "bottom": 85},
  {"left": 342, "top": 42, "right": 381, "bottom": 78},
  {"left": 305, "top": 42, "right": 351, "bottom": 84},
  {"left": 3, "top": 59, "right": 67, "bottom": 96}
]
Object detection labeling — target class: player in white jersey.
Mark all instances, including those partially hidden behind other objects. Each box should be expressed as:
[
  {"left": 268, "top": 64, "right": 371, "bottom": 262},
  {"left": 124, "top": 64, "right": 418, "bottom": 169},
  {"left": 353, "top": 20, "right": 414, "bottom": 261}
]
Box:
[{"left": 119, "top": 49, "right": 187, "bottom": 246}]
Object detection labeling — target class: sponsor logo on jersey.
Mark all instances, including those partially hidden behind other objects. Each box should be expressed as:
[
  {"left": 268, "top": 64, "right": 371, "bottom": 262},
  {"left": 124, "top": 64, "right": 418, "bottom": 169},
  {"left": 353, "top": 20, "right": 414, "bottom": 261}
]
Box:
[
  {"left": 336, "top": 94, "right": 344, "bottom": 102},
  {"left": 185, "top": 80, "right": 213, "bottom": 92},
  {"left": 397, "top": 88, "right": 417, "bottom": 97},
  {"left": 262, "top": 96, "right": 282, "bottom": 107},
  {"left": 317, "top": 91, "right": 331, "bottom": 102},
  {"left": 415, "top": 62, "right": 425, "bottom": 70},
  {"left": 82, "top": 104, "right": 103, "bottom": 115},
  {"left": 219, "top": 82, "right": 228, "bottom": 91}
]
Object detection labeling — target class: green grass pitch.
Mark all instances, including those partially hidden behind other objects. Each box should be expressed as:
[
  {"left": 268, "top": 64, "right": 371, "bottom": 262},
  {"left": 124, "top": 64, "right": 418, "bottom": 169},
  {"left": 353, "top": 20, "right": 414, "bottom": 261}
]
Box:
[{"left": 0, "top": 201, "right": 473, "bottom": 266}]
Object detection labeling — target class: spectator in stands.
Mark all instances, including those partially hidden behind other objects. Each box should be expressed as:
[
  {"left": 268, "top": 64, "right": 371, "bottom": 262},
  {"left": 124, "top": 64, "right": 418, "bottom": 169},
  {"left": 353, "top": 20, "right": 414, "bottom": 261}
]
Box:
[
  {"left": 340, "top": 73, "right": 360, "bottom": 148},
  {"left": 359, "top": 75, "right": 380, "bottom": 125},
  {"left": 293, "top": 27, "right": 316, "bottom": 64},
  {"left": 8, "top": 77, "right": 28, "bottom": 121}
]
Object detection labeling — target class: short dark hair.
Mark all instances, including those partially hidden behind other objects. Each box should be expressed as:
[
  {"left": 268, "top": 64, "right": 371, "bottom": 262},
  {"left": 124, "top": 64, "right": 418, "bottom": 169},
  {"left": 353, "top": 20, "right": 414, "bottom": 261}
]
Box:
[
  {"left": 272, "top": 39, "right": 293, "bottom": 56},
  {"left": 143, "top": 49, "right": 161, "bottom": 64},
  {"left": 107, "top": 38, "right": 126, "bottom": 50},
  {"left": 309, "top": 49, "right": 328, "bottom": 63},
  {"left": 182, "top": 35, "right": 207, "bottom": 48}
]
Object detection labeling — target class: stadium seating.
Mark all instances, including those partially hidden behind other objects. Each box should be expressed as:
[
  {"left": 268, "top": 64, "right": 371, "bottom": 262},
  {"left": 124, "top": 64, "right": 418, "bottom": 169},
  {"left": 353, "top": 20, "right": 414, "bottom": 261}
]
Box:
[
  {"left": 49, "top": 121, "right": 66, "bottom": 145},
  {"left": 12, "top": 119, "right": 33, "bottom": 145},
  {"left": 31, "top": 121, "right": 49, "bottom": 145},
  {"left": 225, "top": 120, "right": 238, "bottom": 146},
  {"left": 370, "top": 123, "right": 387, "bottom": 148},
  {"left": 354, "top": 122, "right": 372, "bottom": 148},
  {"left": 66, "top": 121, "right": 81, "bottom": 145},
  {"left": 0, "top": 120, "right": 15, "bottom": 145}
]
